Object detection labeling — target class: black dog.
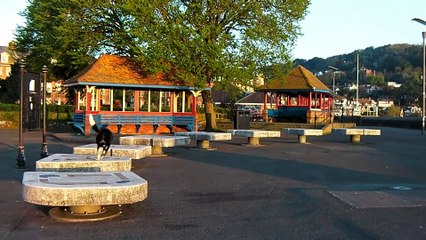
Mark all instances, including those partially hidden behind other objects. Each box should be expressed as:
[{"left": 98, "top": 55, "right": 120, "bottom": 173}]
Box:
[{"left": 89, "top": 114, "right": 113, "bottom": 160}]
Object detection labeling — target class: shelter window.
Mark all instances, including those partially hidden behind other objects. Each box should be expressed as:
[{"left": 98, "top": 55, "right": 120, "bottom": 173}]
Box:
[
  {"left": 161, "top": 91, "right": 171, "bottom": 112},
  {"left": 112, "top": 89, "right": 123, "bottom": 111},
  {"left": 77, "top": 88, "right": 86, "bottom": 111},
  {"left": 139, "top": 90, "right": 149, "bottom": 111},
  {"left": 124, "top": 89, "right": 134, "bottom": 111},
  {"left": 150, "top": 90, "right": 160, "bottom": 112},
  {"left": 100, "top": 88, "right": 111, "bottom": 111},
  {"left": 139, "top": 90, "right": 170, "bottom": 112},
  {"left": 174, "top": 91, "right": 193, "bottom": 113}
]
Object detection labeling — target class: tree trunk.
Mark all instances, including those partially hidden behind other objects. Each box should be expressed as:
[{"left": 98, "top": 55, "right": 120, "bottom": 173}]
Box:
[{"left": 202, "top": 90, "right": 217, "bottom": 131}]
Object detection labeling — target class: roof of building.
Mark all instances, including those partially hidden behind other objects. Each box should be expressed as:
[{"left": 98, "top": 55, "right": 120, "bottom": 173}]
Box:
[
  {"left": 0, "top": 46, "right": 8, "bottom": 53},
  {"left": 65, "top": 54, "right": 200, "bottom": 90},
  {"left": 257, "top": 65, "right": 331, "bottom": 94},
  {"left": 235, "top": 92, "right": 276, "bottom": 105}
]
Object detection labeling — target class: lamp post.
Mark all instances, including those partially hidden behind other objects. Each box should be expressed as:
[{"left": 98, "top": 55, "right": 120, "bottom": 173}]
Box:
[
  {"left": 412, "top": 18, "right": 426, "bottom": 136},
  {"left": 328, "top": 65, "right": 339, "bottom": 116},
  {"left": 17, "top": 61, "right": 26, "bottom": 168},
  {"left": 40, "top": 65, "right": 49, "bottom": 157},
  {"left": 328, "top": 66, "right": 339, "bottom": 95}
]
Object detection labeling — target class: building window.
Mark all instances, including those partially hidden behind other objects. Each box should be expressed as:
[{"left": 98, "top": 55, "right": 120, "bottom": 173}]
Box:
[{"left": 1, "top": 53, "right": 9, "bottom": 63}]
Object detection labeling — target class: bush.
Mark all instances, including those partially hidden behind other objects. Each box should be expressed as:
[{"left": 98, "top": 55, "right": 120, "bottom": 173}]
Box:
[
  {"left": 383, "top": 106, "right": 402, "bottom": 117},
  {"left": 0, "top": 103, "right": 19, "bottom": 111}
]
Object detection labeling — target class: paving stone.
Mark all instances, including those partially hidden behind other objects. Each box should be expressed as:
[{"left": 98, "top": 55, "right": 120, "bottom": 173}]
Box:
[
  {"left": 36, "top": 153, "right": 132, "bottom": 172},
  {"left": 73, "top": 144, "right": 152, "bottom": 159}
]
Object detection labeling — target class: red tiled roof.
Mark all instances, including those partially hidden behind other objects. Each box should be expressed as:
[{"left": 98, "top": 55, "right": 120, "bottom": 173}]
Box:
[
  {"left": 258, "top": 65, "right": 330, "bottom": 92},
  {"left": 65, "top": 54, "right": 189, "bottom": 87}
]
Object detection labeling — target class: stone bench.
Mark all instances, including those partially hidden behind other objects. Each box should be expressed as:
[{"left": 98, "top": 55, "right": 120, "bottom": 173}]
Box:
[
  {"left": 227, "top": 129, "right": 281, "bottom": 145},
  {"left": 283, "top": 128, "right": 323, "bottom": 144},
  {"left": 73, "top": 144, "right": 152, "bottom": 159},
  {"left": 174, "top": 131, "right": 232, "bottom": 149},
  {"left": 333, "top": 128, "right": 381, "bottom": 143},
  {"left": 36, "top": 154, "right": 132, "bottom": 172},
  {"left": 120, "top": 135, "right": 190, "bottom": 156},
  {"left": 22, "top": 171, "right": 148, "bottom": 222}
]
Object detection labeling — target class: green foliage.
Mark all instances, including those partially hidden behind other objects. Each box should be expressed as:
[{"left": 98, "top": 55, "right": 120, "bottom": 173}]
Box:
[
  {"left": 15, "top": 0, "right": 310, "bottom": 87},
  {"left": 366, "top": 74, "right": 385, "bottom": 86},
  {"left": 0, "top": 64, "right": 21, "bottom": 103},
  {"left": 0, "top": 103, "right": 19, "bottom": 111},
  {"left": 15, "top": 0, "right": 310, "bottom": 129},
  {"left": 46, "top": 104, "right": 74, "bottom": 113},
  {"left": 383, "top": 105, "right": 402, "bottom": 117}
]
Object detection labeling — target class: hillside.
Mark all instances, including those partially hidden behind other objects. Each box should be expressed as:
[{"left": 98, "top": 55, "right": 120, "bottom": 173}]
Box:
[{"left": 288, "top": 44, "right": 424, "bottom": 107}]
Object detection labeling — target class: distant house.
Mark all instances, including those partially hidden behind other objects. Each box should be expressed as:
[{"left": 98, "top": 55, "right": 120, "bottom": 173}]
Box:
[
  {"left": 387, "top": 81, "right": 401, "bottom": 88},
  {"left": 0, "top": 46, "right": 14, "bottom": 80},
  {"left": 378, "top": 99, "right": 394, "bottom": 108}
]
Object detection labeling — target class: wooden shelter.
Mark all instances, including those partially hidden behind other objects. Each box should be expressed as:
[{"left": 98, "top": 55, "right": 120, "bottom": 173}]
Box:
[
  {"left": 257, "top": 65, "right": 333, "bottom": 124},
  {"left": 64, "top": 54, "right": 204, "bottom": 136}
]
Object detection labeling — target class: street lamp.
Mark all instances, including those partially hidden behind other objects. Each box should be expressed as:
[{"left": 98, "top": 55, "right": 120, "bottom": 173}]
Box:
[
  {"left": 328, "top": 65, "right": 339, "bottom": 96},
  {"left": 412, "top": 18, "right": 426, "bottom": 136},
  {"left": 40, "top": 65, "right": 49, "bottom": 157},
  {"left": 17, "top": 61, "right": 26, "bottom": 168},
  {"left": 328, "top": 66, "right": 339, "bottom": 112}
]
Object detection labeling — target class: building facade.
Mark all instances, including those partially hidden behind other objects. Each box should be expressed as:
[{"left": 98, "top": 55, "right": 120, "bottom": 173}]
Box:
[{"left": 0, "top": 46, "right": 14, "bottom": 80}]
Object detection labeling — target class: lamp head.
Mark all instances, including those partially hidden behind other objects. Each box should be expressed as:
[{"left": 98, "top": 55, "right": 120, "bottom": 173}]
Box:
[{"left": 412, "top": 18, "right": 426, "bottom": 26}]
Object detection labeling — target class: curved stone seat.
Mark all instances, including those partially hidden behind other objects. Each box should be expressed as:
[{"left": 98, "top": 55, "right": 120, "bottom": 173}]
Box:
[
  {"left": 73, "top": 144, "right": 152, "bottom": 159},
  {"left": 227, "top": 129, "right": 281, "bottom": 145},
  {"left": 283, "top": 128, "right": 323, "bottom": 144},
  {"left": 120, "top": 135, "right": 190, "bottom": 156},
  {"left": 36, "top": 154, "right": 132, "bottom": 172},
  {"left": 175, "top": 131, "right": 232, "bottom": 149},
  {"left": 22, "top": 171, "right": 148, "bottom": 222}
]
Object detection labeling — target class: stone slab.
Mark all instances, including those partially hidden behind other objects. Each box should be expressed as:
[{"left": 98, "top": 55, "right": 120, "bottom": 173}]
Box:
[
  {"left": 120, "top": 134, "right": 190, "bottom": 147},
  {"left": 175, "top": 131, "right": 232, "bottom": 141},
  {"left": 333, "top": 128, "right": 364, "bottom": 135},
  {"left": 333, "top": 128, "right": 381, "bottom": 136},
  {"left": 36, "top": 154, "right": 132, "bottom": 172},
  {"left": 227, "top": 129, "right": 281, "bottom": 138},
  {"left": 283, "top": 128, "right": 323, "bottom": 136},
  {"left": 22, "top": 171, "right": 148, "bottom": 206},
  {"left": 329, "top": 190, "right": 426, "bottom": 209},
  {"left": 362, "top": 129, "right": 381, "bottom": 135},
  {"left": 73, "top": 144, "right": 152, "bottom": 159}
]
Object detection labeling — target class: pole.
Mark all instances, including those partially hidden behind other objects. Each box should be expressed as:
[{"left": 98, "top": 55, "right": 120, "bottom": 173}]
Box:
[
  {"left": 422, "top": 32, "right": 425, "bottom": 135},
  {"left": 17, "top": 61, "right": 26, "bottom": 168},
  {"left": 356, "top": 54, "right": 359, "bottom": 109},
  {"left": 40, "top": 65, "right": 49, "bottom": 157},
  {"left": 411, "top": 18, "right": 426, "bottom": 135},
  {"left": 328, "top": 65, "right": 339, "bottom": 112}
]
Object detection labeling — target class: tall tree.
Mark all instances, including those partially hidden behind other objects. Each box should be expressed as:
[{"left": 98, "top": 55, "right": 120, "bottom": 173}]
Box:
[
  {"left": 15, "top": 0, "right": 310, "bottom": 130},
  {"left": 135, "top": 0, "right": 310, "bottom": 130}
]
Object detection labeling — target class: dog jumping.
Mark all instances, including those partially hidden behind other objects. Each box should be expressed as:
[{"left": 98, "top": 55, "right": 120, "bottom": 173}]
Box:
[{"left": 89, "top": 114, "right": 113, "bottom": 160}]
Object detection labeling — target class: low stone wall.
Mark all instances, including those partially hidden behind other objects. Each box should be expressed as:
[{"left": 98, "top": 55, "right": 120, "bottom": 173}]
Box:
[{"left": 354, "top": 117, "right": 421, "bottom": 129}]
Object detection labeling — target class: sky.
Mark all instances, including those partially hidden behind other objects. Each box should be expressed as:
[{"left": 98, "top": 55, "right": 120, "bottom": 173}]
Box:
[{"left": 1, "top": 0, "right": 426, "bottom": 60}]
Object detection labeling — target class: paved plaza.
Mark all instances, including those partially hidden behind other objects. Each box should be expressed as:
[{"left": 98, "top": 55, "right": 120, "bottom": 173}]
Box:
[{"left": 1, "top": 127, "right": 426, "bottom": 239}]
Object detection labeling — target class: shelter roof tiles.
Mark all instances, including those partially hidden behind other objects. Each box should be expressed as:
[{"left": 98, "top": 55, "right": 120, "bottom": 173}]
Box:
[
  {"left": 65, "top": 54, "right": 189, "bottom": 88},
  {"left": 258, "top": 65, "right": 330, "bottom": 93}
]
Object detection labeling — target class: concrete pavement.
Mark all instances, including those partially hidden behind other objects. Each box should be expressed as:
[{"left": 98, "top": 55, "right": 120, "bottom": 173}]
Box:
[{"left": 1, "top": 127, "right": 426, "bottom": 239}]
